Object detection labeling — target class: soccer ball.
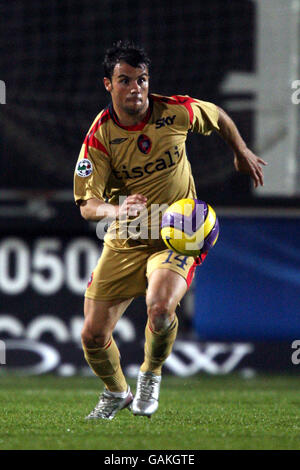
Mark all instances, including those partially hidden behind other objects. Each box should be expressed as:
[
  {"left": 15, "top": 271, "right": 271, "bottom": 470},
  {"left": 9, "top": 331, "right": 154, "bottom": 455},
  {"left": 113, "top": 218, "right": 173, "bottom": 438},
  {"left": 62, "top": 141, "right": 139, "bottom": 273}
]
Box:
[{"left": 161, "top": 198, "right": 219, "bottom": 257}]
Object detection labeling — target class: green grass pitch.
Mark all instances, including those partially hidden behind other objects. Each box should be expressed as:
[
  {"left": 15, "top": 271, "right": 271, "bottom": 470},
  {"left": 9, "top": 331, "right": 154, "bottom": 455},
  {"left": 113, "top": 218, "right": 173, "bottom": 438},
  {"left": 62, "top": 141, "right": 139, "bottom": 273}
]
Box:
[{"left": 1, "top": 374, "right": 300, "bottom": 450}]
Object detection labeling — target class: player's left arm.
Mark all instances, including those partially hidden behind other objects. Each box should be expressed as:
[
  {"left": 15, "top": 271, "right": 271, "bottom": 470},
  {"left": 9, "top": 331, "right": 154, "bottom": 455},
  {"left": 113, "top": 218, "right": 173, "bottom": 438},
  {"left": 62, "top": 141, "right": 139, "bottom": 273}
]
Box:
[{"left": 217, "top": 106, "right": 268, "bottom": 188}]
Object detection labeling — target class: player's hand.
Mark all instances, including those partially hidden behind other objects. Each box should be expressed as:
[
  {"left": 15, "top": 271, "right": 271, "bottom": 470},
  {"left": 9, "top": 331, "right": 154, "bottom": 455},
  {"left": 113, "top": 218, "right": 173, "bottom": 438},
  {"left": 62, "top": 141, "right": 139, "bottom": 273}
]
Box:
[
  {"left": 118, "top": 194, "right": 147, "bottom": 217},
  {"left": 234, "top": 148, "right": 268, "bottom": 188}
]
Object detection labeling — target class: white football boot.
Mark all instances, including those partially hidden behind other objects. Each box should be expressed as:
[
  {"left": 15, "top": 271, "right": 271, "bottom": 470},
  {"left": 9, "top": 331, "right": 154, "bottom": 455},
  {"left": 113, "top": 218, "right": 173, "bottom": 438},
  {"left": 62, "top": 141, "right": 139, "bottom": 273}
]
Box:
[
  {"left": 132, "top": 371, "right": 162, "bottom": 418},
  {"left": 85, "top": 386, "right": 133, "bottom": 420}
]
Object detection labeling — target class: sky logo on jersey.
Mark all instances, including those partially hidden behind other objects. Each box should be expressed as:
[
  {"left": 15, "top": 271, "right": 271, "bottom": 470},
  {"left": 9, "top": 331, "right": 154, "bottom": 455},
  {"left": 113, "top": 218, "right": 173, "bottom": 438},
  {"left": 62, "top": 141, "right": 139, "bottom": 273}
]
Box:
[
  {"left": 137, "top": 134, "right": 152, "bottom": 154},
  {"left": 76, "top": 158, "right": 93, "bottom": 177},
  {"left": 155, "top": 115, "right": 176, "bottom": 129}
]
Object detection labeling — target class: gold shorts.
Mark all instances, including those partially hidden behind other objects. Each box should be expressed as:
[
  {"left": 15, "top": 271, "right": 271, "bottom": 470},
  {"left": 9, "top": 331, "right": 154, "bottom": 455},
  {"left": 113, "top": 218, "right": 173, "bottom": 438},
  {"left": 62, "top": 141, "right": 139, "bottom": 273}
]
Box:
[{"left": 85, "top": 244, "right": 197, "bottom": 301}]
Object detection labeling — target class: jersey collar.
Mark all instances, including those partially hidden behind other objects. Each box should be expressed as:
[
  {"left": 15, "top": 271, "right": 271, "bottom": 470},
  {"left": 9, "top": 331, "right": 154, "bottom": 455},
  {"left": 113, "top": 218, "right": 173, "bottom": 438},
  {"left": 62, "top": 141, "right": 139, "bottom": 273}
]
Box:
[{"left": 109, "top": 96, "right": 153, "bottom": 132}]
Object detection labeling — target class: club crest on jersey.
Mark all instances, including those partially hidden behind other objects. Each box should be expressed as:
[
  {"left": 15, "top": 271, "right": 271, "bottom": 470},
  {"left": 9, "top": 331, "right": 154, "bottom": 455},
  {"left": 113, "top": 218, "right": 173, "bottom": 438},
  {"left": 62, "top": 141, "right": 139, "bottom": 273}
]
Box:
[
  {"left": 137, "top": 134, "right": 152, "bottom": 154},
  {"left": 76, "top": 158, "right": 93, "bottom": 177}
]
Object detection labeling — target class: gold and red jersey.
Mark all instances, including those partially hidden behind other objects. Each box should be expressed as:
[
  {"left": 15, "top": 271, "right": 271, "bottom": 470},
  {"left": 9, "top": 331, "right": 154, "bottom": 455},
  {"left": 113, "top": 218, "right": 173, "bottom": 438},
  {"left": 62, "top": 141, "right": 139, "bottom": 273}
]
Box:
[{"left": 74, "top": 93, "right": 219, "bottom": 251}]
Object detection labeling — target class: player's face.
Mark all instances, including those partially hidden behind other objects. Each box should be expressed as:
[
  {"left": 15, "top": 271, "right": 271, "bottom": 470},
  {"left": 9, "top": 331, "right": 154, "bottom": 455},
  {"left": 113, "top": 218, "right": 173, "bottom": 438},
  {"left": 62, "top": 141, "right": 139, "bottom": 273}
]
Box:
[{"left": 104, "top": 61, "right": 149, "bottom": 117}]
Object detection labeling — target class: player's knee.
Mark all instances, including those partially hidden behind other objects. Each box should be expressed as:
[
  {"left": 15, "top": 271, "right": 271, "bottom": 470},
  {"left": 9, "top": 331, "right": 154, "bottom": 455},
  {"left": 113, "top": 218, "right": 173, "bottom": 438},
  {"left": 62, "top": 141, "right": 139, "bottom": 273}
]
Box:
[
  {"left": 147, "top": 300, "right": 174, "bottom": 332},
  {"left": 81, "top": 325, "right": 110, "bottom": 348}
]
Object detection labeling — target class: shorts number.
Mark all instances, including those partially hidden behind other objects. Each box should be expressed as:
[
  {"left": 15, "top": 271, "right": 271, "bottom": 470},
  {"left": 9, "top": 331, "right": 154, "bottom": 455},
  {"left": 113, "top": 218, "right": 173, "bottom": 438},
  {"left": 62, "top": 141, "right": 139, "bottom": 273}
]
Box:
[{"left": 162, "top": 250, "right": 188, "bottom": 270}]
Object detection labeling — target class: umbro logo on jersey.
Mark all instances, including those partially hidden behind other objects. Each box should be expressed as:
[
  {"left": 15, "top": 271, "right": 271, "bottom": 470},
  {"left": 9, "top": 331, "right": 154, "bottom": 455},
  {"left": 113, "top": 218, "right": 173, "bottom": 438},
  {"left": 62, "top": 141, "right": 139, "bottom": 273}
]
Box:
[
  {"left": 155, "top": 115, "right": 176, "bottom": 129},
  {"left": 110, "top": 138, "right": 128, "bottom": 144}
]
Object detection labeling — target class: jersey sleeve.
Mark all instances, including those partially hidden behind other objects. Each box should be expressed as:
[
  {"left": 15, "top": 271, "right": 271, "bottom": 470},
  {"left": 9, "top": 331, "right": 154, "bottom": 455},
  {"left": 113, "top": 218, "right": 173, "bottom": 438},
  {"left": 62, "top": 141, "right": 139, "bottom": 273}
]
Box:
[
  {"left": 73, "top": 136, "right": 111, "bottom": 206},
  {"left": 189, "top": 99, "right": 220, "bottom": 135}
]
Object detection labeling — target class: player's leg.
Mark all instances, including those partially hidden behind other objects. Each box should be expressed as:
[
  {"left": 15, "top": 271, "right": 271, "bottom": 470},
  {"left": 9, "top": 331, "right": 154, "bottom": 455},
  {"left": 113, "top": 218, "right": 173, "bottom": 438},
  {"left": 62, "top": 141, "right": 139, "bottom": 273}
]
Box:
[
  {"left": 142, "top": 268, "right": 187, "bottom": 373},
  {"left": 82, "top": 297, "right": 133, "bottom": 391},
  {"left": 82, "top": 244, "right": 147, "bottom": 391},
  {"left": 132, "top": 249, "right": 196, "bottom": 417},
  {"left": 142, "top": 250, "right": 196, "bottom": 376},
  {"left": 81, "top": 244, "right": 149, "bottom": 419},
  {"left": 81, "top": 297, "right": 134, "bottom": 420},
  {"left": 132, "top": 267, "right": 188, "bottom": 417}
]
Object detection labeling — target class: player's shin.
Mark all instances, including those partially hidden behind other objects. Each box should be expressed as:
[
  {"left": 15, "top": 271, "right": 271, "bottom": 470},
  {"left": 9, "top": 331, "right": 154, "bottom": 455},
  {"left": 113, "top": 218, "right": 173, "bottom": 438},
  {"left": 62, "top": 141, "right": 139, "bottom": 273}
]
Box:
[
  {"left": 82, "top": 336, "right": 128, "bottom": 393},
  {"left": 140, "top": 314, "right": 178, "bottom": 375}
]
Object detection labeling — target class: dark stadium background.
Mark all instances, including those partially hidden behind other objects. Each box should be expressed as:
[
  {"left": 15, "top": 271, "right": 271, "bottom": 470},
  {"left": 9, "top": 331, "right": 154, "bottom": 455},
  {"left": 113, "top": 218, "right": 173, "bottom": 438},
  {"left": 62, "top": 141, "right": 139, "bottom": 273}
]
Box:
[
  {"left": 0, "top": 0, "right": 300, "bottom": 377},
  {"left": 1, "top": 0, "right": 255, "bottom": 200}
]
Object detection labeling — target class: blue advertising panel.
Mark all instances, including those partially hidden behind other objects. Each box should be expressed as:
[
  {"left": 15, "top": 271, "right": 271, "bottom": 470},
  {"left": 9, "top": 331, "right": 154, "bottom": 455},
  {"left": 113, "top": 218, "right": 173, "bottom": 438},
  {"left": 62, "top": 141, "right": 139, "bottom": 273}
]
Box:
[{"left": 193, "top": 217, "right": 300, "bottom": 341}]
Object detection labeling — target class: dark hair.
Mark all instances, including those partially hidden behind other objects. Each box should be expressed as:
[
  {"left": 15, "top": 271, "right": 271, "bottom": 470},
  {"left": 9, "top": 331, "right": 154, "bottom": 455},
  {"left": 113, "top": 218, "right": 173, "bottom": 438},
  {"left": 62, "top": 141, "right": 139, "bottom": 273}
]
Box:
[{"left": 103, "top": 40, "right": 151, "bottom": 79}]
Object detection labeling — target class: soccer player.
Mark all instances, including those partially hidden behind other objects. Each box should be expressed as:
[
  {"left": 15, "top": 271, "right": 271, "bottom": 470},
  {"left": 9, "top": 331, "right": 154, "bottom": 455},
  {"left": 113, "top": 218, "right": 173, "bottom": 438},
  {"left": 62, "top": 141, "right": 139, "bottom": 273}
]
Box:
[{"left": 74, "top": 40, "right": 267, "bottom": 420}]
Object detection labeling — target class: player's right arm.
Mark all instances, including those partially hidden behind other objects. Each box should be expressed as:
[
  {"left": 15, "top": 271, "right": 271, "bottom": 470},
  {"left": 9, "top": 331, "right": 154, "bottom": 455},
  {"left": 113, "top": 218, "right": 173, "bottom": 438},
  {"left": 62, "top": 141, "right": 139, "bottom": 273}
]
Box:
[
  {"left": 74, "top": 114, "right": 147, "bottom": 221},
  {"left": 80, "top": 194, "right": 147, "bottom": 221},
  {"left": 79, "top": 198, "right": 117, "bottom": 221}
]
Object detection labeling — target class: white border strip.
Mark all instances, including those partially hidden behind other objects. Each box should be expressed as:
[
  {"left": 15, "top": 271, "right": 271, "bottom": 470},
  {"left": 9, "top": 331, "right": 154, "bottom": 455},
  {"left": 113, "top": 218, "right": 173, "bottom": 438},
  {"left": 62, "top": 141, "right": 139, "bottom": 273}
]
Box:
[{"left": 216, "top": 207, "right": 300, "bottom": 218}]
